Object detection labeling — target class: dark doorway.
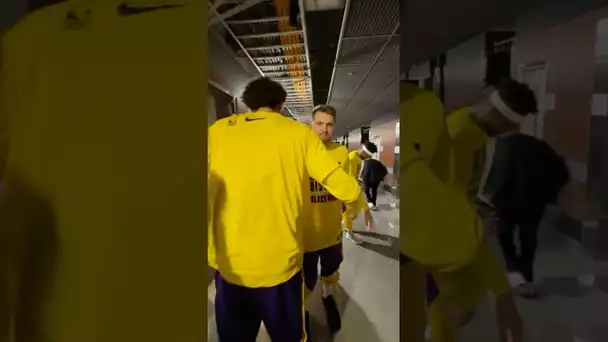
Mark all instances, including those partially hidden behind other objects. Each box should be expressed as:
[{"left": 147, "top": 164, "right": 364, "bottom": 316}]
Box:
[
  {"left": 485, "top": 31, "right": 515, "bottom": 87},
  {"left": 360, "top": 126, "right": 370, "bottom": 144}
]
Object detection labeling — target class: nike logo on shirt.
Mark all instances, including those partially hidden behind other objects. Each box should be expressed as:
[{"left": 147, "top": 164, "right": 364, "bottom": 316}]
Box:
[{"left": 244, "top": 118, "right": 266, "bottom": 122}]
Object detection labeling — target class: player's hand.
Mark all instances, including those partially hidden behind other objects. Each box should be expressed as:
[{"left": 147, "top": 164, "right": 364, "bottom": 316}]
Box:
[
  {"left": 344, "top": 203, "right": 359, "bottom": 221},
  {"left": 495, "top": 293, "right": 523, "bottom": 342},
  {"left": 364, "top": 210, "right": 373, "bottom": 231}
]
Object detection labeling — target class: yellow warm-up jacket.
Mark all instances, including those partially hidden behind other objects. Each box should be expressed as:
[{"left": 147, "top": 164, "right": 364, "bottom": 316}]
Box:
[
  {"left": 0, "top": 1, "right": 207, "bottom": 341},
  {"left": 400, "top": 83, "right": 510, "bottom": 342},
  {"left": 401, "top": 83, "right": 483, "bottom": 271}
]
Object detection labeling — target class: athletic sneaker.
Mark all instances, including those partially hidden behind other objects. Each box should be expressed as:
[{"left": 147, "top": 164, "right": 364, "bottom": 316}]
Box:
[
  {"left": 344, "top": 230, "right": 363, "bottom": 245},
  {"left": 507, "top": 272, "right": 526, "bottom": 288},
  {"left": 514, "top": 282, "right": 539, "bottom": 298},
  {"left": 322, "top": 295, "right": 342, "bottom": 334}
]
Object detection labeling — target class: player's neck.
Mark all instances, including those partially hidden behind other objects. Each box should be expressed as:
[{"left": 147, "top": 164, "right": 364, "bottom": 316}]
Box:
[{"left": 256, "top": 107, "right": 278, "bottom": 113}]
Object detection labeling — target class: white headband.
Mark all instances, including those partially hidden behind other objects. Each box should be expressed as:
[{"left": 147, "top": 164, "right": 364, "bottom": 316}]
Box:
[
  {"left": 489, "top": 91, "right": 526, "bottom": 124},
  {"left": 362, "top": 145, "right": 373, "bottom": 156}
]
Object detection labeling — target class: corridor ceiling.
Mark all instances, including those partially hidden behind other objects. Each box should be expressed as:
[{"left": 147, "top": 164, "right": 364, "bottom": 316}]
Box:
[
  {"left": 400, "top": 0, "right": 545, "bottom": 70},
  {"left": 207, "top": 0, "right": 400, "bottom": 129},
  {"left": 208, "top": 0, "right": 314, "bottom": 119},
  {"left": 325, "top": 0, "right": 400, "bottom": 136},
  {"left": 206, "top": 0, "right": 587, "bottom": 134}
]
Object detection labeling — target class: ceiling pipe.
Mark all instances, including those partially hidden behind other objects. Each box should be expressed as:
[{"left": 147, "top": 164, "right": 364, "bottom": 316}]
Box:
[
  {"left": 208, "top": 1, "right": 296, "bottom": 119},
  {"left": 335, "top": 71, "right": 400, "bottom": 136},
  {"left": 226, "top": 16, "right": 289, "bottom": 25},
  {"left": 325, "top": 0, "right": 352, "bottom": 105},
  {"left": 342, "top": 22, "right": 400, "bottom": 111},
  {"left": 209, "top": 0, "right": 227, "bottom": 17},
  {"left": 208, "top": 0, "right": 268, "bottom": 27},
  {"left": 208, "top": 3, "right": 264, "bottom": 76},
  {"left": 342, "top": 73, "right": 400, "bottom": 134},
  {"left": 298, "top": 0, "right": 315, "bottom": 106}
]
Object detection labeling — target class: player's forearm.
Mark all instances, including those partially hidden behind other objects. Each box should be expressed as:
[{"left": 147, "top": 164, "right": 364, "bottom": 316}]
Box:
[
  {"left": 321, "top": 168, "right": 361, "bottom": 204},
  {"left": 357, "top": 193, "right": 368, "bottom": 210}
]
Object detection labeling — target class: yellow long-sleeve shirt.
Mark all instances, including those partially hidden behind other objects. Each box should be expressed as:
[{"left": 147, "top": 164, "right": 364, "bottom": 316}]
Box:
[
  {"left": 342, "top": 150, "right": 369, "bottom": 231},
  {"left": 445, "top": 107, "right": 511, "bottom": 297},
  {"left": 1, "top": 2, "right": 209, "bottom": 341},
  {"left": 400, "top": 83, "right": 511, "bottom": 341}
]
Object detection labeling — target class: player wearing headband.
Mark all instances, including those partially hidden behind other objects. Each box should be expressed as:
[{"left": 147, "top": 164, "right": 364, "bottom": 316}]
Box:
[
  {"left": 401, "top": 81, "right": 523, "bottom": 342},
  {"left": 445, "top": 78, "right": 542, "bottom": 298},
  {"left": 471, "top": 80, "right": 555, "bottom": 298}
]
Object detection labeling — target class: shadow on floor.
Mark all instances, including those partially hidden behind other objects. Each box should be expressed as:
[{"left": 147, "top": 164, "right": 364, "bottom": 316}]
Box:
[
  {"left": 595, "top": 275, "right": 608, "bottom": 294},
  {"left": 307, "top": 283, "right": 381, "bottom": 342},
  {"left": 375, "top": 203, "right": 397, "bottom": 211},
  {"left": 354, "top": 231, "right": 400, "bottom": 262},
  {"left": 540, "top": 276, "right": 593, "bottom": 298}
]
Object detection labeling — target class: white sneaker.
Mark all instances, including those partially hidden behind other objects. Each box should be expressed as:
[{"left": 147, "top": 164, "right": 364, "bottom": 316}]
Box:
[
  {"left": 321, "top": 281, "right": 334, "bottom": 298},
  {"left": 368, "top": 202, "right": 374, "bottom": 208},
  {"left": 345, "top": 230, "right": 363, "bottom": 245},
  {"left": 514, "top": 282, "right": 539, "bottom": 298},
  {"left": 507, "top": 272, "right": 526, "bottom": 288}
]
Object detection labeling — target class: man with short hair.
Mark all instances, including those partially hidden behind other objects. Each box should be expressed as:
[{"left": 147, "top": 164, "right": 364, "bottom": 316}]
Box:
[
  {"left": 208, "top": 77, "right": 363, "bottom": 341},
  {"left": 304, "top": 105, "right": 370, "bottom": 334},
  {"left": 343, "top": 141, "right": 378, "bottom": 244}
]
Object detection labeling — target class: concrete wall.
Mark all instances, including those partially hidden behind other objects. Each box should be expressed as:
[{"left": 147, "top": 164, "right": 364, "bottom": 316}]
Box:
[
  {"left": 346, "top": 113, "right": 398, "bottom": 186},
  {"left": 444, "top": 35, "right": 487, "bottom": 112},
  {"left": 511, "top": 7, "right": 608, "bottom": 224},
  {"left": 347, "top": 128, "right": 361, "bottom": 151},
  {"left": 209, "top": 85, "right": 234, "bottom": 121},
  {"left": 369, "top": 115, "right": 398, "bottom": 185},
  {"left": 207, "top": 27, "right": 258, "bottom": 101},
  {"left": 207, "top": 90, "right": 217, "bottom": 126},
  {"left": 436, "top": 4, "right": 608, "bottom": 258},
  {"left": 516, "top": 0, "right": 608, "bottom": 36}
]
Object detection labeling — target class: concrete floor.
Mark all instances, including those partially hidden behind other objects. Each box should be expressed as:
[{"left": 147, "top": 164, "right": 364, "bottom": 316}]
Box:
[
  {"left": 207, "top": 190, "right": 401, "bottom": 342},
  {"left": 207, "top": 195, "right": 608, "bottom": 342},
  {"left": 460, "top": 208, "right": 608, "bottom": 342}
]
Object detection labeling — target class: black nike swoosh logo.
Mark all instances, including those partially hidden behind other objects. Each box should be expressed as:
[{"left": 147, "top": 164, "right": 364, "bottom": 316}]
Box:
[
  {"left": 117, "top": 3, "right": 185, "bottom": 16},
  {"left": 244, "top": 118, "right": 266, "bottom": 122}
]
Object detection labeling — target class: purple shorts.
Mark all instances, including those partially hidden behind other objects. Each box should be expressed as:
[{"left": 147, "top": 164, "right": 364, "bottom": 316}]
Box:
[
  {"left": 214, "top": 271, "right": 305, "bottom": 341},
  {"left": 303, "top": 243, "right": 343, "bottom": 291}
]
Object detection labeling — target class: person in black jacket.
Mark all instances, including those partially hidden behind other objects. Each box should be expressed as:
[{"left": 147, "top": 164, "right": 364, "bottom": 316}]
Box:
[
  {"left": 477, "top": 80, "right": 570, "bottom": 298},
  {"left": 361, "top": 158, "right": 388, "bottom": 211}
]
